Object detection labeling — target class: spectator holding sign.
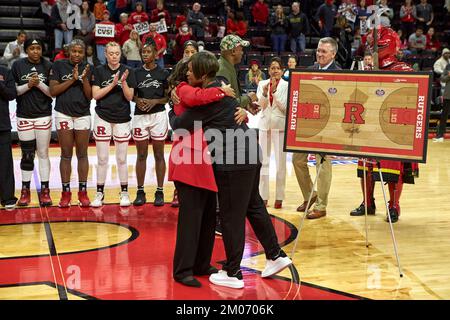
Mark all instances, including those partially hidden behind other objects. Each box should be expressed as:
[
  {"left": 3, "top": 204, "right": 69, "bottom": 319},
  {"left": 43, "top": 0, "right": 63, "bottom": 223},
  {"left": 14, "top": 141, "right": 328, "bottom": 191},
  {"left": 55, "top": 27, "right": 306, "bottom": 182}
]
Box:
[
  {"left": 95, "top": 10, "right": 115, "bottom": 64},
  {"left": 150, "top": 0, "right": 171, "bottom": 41},
  {"left": 174, "top": 22, "right": 194, "bottom": 61},
  {"left": 142, "top": 23, "right": 167, "bottom": 69},
  {"left": 338, "top": 0, "right": 357, "bottom": 30},
  {"left": 51, "top": 0, "right": 77, "bottom": 54},
  {"left": 115, "top": 13, "right": 133, "bottom": 46}
]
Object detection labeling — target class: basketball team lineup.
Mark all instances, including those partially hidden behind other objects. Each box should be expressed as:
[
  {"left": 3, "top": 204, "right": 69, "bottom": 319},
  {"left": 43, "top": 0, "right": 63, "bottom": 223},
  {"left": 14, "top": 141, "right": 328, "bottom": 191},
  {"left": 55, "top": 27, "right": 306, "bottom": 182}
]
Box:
[{"left": 1, "top": 25, "right": 450, "bottom": 302}]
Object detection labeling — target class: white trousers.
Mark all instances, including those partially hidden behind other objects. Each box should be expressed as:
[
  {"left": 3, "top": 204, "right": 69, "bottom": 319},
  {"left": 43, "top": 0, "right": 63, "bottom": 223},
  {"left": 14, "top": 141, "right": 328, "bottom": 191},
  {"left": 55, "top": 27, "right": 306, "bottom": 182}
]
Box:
[{"left": 259, "top": 129, "right": 287, "bottom": 201}]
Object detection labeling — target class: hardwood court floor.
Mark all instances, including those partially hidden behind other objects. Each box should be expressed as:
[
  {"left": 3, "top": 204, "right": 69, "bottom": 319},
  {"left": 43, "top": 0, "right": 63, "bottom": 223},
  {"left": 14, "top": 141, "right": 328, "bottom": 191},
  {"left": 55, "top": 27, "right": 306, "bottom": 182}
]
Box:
[{"left": 0, "top": 140, "right": 449, "bottom": 300}]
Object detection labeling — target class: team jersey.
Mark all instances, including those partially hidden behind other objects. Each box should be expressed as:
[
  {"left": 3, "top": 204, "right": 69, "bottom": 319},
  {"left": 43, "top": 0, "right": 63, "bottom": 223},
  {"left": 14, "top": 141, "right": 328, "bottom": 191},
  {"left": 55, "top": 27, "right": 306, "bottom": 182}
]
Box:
[
  {"left": 92, "top": 63, "right": 136, "bottom": 123},
  {"left": 49, "top": 59, "right": 92, "bottom": 117},
  {"left": 134, "top": 64, "right": 169, "bottom": 115},
  {"left": 11, "top": 57, "right": 52, "bottom": 119}
]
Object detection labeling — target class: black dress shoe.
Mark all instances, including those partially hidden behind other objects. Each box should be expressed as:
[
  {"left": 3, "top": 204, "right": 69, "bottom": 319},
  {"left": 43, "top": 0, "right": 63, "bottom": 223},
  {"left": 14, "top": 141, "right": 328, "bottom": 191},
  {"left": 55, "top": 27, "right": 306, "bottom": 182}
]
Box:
[
  {"left": 386, "top": 208, "right": 399, "bottom": 223},
  {"left": 176, "top": 276, "right": 201, "bottom": 288},
  {"left": 194, "top": 266, "right": 219, "bottom": 276},
  {"left": 133, "top": 190, "right": 146, "bottom": 206},
  {"left": 350, "top": 203, "right": 376, "bottom": 216}
]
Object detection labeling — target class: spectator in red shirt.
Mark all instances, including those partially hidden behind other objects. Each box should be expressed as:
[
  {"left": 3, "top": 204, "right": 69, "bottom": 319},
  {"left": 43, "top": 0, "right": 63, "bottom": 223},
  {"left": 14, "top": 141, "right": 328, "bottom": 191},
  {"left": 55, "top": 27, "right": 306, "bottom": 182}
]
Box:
[
  {"left": 426, "top": 27, "right": 441, "bottom": 54},
  {"left": 114, "top": 0, "right": 128, "bottom": 23},
  {"left": 150, "top": 0, "right": 171, "bottom": 42},
  {"left": 115, "top": 13, "right": 133, "bottom": 46},
  {"left": 54, "top": 44, "right": 69, "bottom": 61},
  {"left": 142, "top": 23, "right": 167, "bottom": 68},
  {"left": 128, "top": 2, "right": 149, "bottom": 25},
  {"left": 94, "top": 10, "right": 115, "bottom": 64},
  {"left": 174, "top": 21, "right": 194, "bottom": 61},
  {"left": 226, "top": 10, "right": 247, "bottom": 38},
  {"left": 252, "top": 0, "right": 270, "bottom": 27},
  {"left": 175, "top": 7, "right": 189, "bottom": 33}
]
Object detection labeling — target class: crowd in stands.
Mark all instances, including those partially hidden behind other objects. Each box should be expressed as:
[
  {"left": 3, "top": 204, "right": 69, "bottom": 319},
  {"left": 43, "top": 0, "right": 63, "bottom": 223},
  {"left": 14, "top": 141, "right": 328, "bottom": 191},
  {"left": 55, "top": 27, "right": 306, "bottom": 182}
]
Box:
[{"left": 2, "top": 0, "right": 450, "bottom": 94}]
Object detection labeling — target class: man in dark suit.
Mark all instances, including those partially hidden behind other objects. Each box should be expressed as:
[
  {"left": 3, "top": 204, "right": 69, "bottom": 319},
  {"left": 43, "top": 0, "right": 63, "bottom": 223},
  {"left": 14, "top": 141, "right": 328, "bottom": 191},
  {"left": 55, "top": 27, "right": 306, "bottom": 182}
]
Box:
[{"left": 292, "top": 37, "right": 340, "bottom": 219}]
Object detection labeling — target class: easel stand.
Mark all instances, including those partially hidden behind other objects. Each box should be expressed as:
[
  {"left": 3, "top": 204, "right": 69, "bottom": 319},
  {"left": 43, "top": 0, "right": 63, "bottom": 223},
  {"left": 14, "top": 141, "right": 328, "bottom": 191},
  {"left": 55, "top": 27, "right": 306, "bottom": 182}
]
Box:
[
  {"left": 289, "top": 154, "right": 403, "bottom": 278},
  {"left": 370, "top": 159, "right": 403, "bottom": 277}
]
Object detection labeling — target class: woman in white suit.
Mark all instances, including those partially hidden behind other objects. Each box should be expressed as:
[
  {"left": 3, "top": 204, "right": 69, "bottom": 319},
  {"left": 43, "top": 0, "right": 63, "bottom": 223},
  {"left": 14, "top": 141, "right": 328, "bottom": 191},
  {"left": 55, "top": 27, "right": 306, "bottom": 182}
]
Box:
[{"left": 256, "top": 57, "right": 288, "bottom": 208}]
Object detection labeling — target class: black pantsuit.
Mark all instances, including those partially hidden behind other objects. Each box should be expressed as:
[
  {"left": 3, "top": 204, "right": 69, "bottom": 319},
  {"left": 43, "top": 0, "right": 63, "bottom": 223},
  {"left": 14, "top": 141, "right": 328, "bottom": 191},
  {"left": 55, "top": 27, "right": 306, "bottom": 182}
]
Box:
[
  {"left": 0, "top": 131, "right": 17, "bottom": 206},
  {"left": 173, "top": 181, "right": 217, "bottom": 281},
  {"left": 215, "top": 164, "right": 280, "bottom": 276}
]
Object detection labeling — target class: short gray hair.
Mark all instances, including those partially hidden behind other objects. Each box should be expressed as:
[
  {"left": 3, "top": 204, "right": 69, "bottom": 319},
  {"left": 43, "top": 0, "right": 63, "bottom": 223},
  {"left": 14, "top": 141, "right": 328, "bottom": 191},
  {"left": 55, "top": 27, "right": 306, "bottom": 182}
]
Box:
[
  {"left": 69, "top": 39, "right": 85, "bottom": 50},
  {"left": 318, "top": 37, "right": 338, "bottom": 54}
]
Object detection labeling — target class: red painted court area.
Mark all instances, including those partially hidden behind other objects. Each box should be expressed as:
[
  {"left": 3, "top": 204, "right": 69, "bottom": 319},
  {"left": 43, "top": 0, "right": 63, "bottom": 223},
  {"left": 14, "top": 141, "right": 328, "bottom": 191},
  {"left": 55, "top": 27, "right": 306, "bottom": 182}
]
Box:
[{"left": 0, "top": 204, "right": 357, "bottom": 300}]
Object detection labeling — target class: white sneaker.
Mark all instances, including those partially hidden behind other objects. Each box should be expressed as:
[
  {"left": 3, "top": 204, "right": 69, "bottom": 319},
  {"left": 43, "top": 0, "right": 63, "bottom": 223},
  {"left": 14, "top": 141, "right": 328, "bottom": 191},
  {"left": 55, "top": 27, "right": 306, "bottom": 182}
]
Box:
[
  {"left": 262, "top": 256, "right": 293, "bottom": 278},
  {"left": 4, "top": 203, "right": 16, "bottom": 210},
  {"left": 90, "top": 192, "right": 104, "bottom": 207},
  {"left": 119, "top": 191, "right": 131, "bottom": 207},
  {"left": 433, "top": 137, "right": 444, "bottom": 142},
  {"left": 209, "top": 270, "right": 244, "bottom": 289}
]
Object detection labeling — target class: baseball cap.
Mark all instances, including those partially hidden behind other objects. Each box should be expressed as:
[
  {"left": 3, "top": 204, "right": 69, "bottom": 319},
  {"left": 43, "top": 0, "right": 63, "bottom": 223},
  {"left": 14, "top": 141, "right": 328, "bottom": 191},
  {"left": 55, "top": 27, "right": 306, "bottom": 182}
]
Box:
[
  {"left": 103, "top": 9, "right": 110, "bottom": 15},
  {"left": 220, "top": 34, "right": 250, "bottom": 51}
]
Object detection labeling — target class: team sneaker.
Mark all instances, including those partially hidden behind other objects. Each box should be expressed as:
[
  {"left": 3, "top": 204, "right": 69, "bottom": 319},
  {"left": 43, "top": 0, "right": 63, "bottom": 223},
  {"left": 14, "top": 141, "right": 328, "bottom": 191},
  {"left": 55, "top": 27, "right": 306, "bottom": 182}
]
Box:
[
  {"left": 4, "top": 203, "right": 16, "bottom": 210},
  {"left": 90, "top": 192, "right": 104, "bottom": 207},
  {"left": 262, "top": 250, "right": 293, "bottom": 278},
  {"left": 433, "top": 137, "right": 444, "bottom": 142},
  {"left": 119, "top": 191, "right": 131, "bottom": 207},
  {"left": 39, "top": 188, "right": 53, "bottom": 207},
  {"left": 133, "top": 190, "right": 146, "bottom": 206},
  {"left": 209, "top": 270, "right": 244, "bottom": 289},
  {"left": 58, "top": 191, "right": 72, "bottom": 208},
  {"left": 78, "top": 191, "right": 91, "bottom": 207},
  {"left": 17, "top": 188, "right": 31, "bottom": 206},
  {"left": 154, "top": 190, "right": 164, "bottom": 206}
]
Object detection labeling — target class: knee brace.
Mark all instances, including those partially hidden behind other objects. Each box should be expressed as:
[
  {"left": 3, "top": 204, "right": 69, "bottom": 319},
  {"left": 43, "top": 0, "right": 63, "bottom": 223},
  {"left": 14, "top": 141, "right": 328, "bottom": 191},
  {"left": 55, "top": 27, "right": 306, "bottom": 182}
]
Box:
[{"left": 20, "top": 140, "right": 36, "bottom": 171}]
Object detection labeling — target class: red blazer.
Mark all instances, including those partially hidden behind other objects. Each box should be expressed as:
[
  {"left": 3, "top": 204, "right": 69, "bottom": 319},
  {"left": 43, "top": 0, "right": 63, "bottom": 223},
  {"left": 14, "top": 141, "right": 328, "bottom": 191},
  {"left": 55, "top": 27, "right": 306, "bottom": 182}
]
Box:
[{"left": 168, "top": 82, "right": 227, "bottom": 192}]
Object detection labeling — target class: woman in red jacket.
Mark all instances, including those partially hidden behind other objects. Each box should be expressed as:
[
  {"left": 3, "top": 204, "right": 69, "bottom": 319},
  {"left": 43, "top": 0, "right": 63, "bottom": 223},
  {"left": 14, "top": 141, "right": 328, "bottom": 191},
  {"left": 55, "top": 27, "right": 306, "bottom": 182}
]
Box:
[{"left": 167, "top": 59, "right": 238, "bottom": 287}]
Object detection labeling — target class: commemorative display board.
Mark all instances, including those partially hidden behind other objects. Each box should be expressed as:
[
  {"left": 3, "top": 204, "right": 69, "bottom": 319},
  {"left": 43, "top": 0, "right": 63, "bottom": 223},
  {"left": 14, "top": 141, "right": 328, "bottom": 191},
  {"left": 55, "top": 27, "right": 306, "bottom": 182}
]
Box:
[{"left": 284, "top": 70, "right": 431, "bottom": 163}]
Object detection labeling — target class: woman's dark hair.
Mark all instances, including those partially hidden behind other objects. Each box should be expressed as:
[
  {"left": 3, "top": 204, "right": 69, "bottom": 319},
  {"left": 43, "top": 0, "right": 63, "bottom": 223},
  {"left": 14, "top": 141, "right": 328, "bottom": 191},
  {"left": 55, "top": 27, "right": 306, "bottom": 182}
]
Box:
[
  {"left": 190, "top": 51, "right": 219, "bottom": 80},
  {"left": 80, "top": 1, "right": 92, "bottom": 17},
  {"left": 269, "top": 56, "right": 283, "bottom": 68},
  {"left": 184, "top": 40, "right": 199, "bottom": 51},
  {"left": 168, "top": 60, "right": 189, "bottom": 89}
]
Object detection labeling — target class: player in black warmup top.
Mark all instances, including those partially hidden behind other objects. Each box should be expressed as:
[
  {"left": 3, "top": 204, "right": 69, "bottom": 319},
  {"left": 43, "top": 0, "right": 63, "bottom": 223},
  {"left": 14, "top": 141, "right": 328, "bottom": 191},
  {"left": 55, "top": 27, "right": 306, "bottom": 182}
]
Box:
[
  {"left": 91, "top": 41, "right": 136, "bottom": 207},
  {"left": 49, "top": 39, "right": 92, "bottom": 208},
  {"left": 12, "top": 38, "right": 53, "bottom": 207},
  {"left": 132, "top": 38, "right": 169, "bottom": 206}
]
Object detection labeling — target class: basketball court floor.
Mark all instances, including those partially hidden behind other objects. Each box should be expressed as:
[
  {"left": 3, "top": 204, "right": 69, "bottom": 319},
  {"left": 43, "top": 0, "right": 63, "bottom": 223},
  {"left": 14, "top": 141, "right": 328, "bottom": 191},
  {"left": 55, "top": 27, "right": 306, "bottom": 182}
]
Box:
[{"left": 0, "top": 140, "right": 449, "bottom": 300}]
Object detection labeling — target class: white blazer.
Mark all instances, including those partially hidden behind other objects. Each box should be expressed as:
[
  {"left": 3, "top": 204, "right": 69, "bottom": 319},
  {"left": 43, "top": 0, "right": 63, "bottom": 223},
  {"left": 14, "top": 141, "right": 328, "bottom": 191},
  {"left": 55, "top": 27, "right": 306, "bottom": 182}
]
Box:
[{"left": 256, "top": 78, "right": 288, "bottom": 131}]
